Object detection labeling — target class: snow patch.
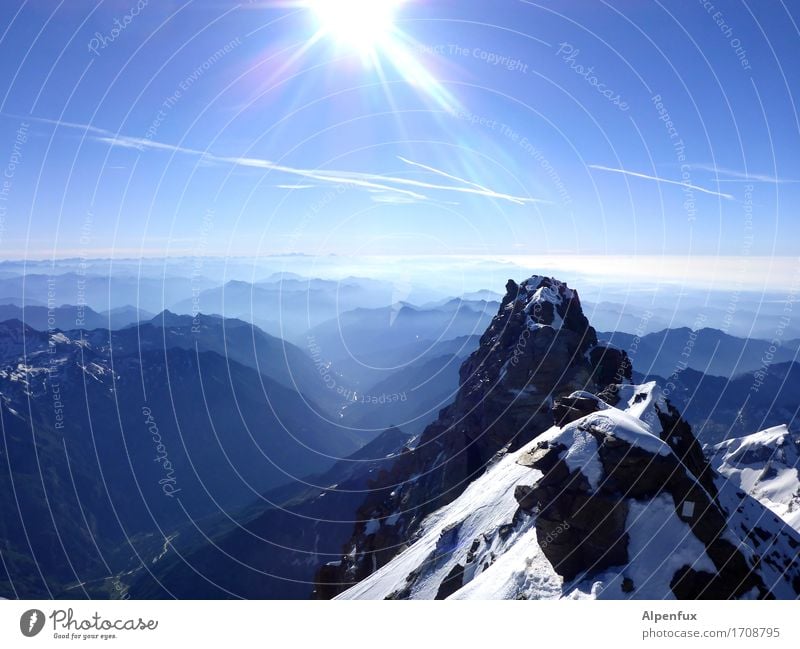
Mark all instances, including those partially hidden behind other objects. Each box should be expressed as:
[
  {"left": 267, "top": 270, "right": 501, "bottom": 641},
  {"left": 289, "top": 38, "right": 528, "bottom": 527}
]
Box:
[{"left": 561, "top": 427, "right": 604, "bottom": 491}]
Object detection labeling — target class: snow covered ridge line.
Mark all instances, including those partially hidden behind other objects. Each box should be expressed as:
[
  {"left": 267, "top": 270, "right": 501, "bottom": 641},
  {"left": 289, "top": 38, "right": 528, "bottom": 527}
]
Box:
[
  {"left": 316, "top": 274, "right": 634, "bottom": 598},
  {"left": 705, "top": 425, "right": 800, "bottom": 533},
  {"left": 320, "top": 275, "right": 800, "bottom": 599},
  {"left": 336, "top": 382, "right": 800, "bottom": 600}
]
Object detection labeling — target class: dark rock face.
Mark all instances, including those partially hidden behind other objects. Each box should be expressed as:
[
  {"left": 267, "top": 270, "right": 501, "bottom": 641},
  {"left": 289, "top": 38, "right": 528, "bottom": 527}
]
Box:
[
  {"left": 434, "top": 563, "right": 465, "bottom": 600},
  {"left": 589, "top": 344, "right": 632, "bottom": 388},
  {"left": 552, "top": 394, "right": 605, "bottom": 427},
  {"left": 514, "top": 408, "right": 775, "bottom": 598},
  {"left": 315, "top": 276, "right": 603, "bottom": 597},
  {"left": 516, "top": 450, "right": 630, "bottom": 580}
]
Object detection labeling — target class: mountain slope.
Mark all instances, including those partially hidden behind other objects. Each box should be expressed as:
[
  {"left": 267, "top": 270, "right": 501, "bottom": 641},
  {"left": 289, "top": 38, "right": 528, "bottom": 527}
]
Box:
[
  {"left": 124, "top": 311, "right": 348, "bottom": 414},
  {"left": 316, "top": 275, "right": 800, "bottom": 600},
  {"left": 335, "top": 384, "right": 800, "bottom": 600},
  {"left": 340, "top": 352, "right": 470, "bottom": 437},
  {"left": 315, "top": 276, "right": 633, "bottom": 596},
  {"left": 170, "top": 277, "right": 395, "bottom": 338},
  {"left": 0, "top": 273, "right": 216, "bottom": 313},
  {"left": 127, "top": 426, "right": 415, "bottom": 599},
  {"left": 0, "top": 320, "right": 357, "bottom": 598},
  {"left": 706, "top": 425, "right": 800, "bottom": 532}
]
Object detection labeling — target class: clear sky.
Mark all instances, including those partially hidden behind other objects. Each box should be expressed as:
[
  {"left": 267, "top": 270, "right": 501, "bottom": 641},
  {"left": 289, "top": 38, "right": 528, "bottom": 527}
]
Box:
[{"left": 0, "top": 0, "right": 798, "bottom": 262}]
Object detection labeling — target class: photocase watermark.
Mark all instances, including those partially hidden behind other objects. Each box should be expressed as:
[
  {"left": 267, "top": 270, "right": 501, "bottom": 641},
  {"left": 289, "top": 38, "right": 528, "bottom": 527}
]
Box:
[
  {"left": 720, "top": 184, "right": 755, "bottom": 335},
  {"left": 508, "top": 327, "right": 531, "bottom": 370},
  {"left": 556, "top": 42, "right": 629, "bottom": 111},
  {"left": 447, "top": 107, "right": 572, "bottom": 206},
  {"left": 342, "top": 390, "right": 408, "bottom": 405},
  {"left": 0, "top": 121, "right": 29, "bottom": 247},
  {"left": 306, "top": 334, "right": 409, "bottom": 405},
  {"left": 751, "top": 257, "right": 800, "bottom": 393},
  {"left": 88, "top": 0, "right": 149, "bottom": 56},
  {"left": 538, "top": 520, "right": 571, "bottom": 550},
  {"left": 625, "top": 309, "right": 655, "bottom": 361},
  {"left": 661, "top": 312, "right": 709, "bottom": 403},
  {"left": 75, "top": 209, "right": 93, "bottom": 328},
  {"left": 415, "top": 43, "right": 529, "bottom": 73},
  {"left": 698, "top": 1, "right": 752, "bottom": 71},
  {"left": 145, "top": 37, "right": 242, "bottom": 142},
  {"left": 45, "top": 277, "right": 68, "bottom": 431},
  {"left": 190, "top": 207, "right": 215, "bottom": 332},
  {"left": 48, "top": 608, "right": 157, "bottom": 640},
  {"left": 20, "top": 609, "right": 45, "bottom": 637},
  {"left": 651, "top": 94, "right": 695, "bottom": 222},
  {"left": 110, "top": 575, "right": 130, "bottom": 600},
  {"left": 21, "top": 606, "right": 158, "bottom": 639},
  {"left": 142, "top": 406, "right": 180, "bottom": 497}
]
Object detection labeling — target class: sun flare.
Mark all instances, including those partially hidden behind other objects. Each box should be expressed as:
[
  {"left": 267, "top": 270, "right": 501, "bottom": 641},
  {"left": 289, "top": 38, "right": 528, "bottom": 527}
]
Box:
[
  {"left": 307, "top": 0, "right": 402, "bottom": 53},
  {"left": 301, "top": 0, "right": 457, "bottom": 111}
]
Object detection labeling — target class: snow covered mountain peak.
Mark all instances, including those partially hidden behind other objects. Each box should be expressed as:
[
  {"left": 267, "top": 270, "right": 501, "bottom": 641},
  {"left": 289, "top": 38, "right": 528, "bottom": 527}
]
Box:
[
  {"left": 508, "top": 276, "right": 578, "bottom": 331},
  {"left": 316, "top": 275, "right": 638, "bottom": 597},
  {"left": 335, "top": 385, "right": 800, "bottom": 600},
  {"left": 317, "top": 276, "right": 800, "bottom": 600},
  {"left": 706, "top": 425, "right": 800, "bottom": 532}
]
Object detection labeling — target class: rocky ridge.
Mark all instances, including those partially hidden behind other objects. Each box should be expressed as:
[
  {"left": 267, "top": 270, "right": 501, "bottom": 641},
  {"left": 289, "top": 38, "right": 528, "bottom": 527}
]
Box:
[{"left": 315, "top": 276, "right": 632, "bottom": 597}]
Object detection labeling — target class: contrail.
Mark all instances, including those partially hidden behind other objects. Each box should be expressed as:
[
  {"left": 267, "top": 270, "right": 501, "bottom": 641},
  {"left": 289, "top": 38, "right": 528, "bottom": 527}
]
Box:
[
  {"left": 10, "top": 114, "right": 544, "bottom": 206},
  {"left": 397, "top": 156, "right": 496, "bottom": 193},
  {"left": 589, "top": 164, "right": 735, "bottom": 200},
  {"left": 692, "top": 164, "right": 800, "bottom": 184}
]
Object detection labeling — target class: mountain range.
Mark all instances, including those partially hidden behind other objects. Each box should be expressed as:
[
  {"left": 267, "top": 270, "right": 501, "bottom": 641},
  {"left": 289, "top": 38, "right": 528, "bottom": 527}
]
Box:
[
  {"left": 0, "top": 316, "right": 359, "bottom": 598},
  {"left": 315, "top": 276, "right": 800, "bottom": 600},
  {"left": 1, "top": 274, "right": 798, "bottom": 600}
]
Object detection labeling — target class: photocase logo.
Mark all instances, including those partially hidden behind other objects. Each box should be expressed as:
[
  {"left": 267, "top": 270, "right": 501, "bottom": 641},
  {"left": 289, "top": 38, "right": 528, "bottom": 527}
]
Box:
[{"left": 20, "top": 609, "right": 45, "bottom": 637}]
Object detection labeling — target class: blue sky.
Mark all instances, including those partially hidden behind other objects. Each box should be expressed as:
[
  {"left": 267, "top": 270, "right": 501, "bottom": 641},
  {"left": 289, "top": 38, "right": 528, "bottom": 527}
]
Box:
[{"left": 0, "top": 0, "right": 798, "bottom": 262}]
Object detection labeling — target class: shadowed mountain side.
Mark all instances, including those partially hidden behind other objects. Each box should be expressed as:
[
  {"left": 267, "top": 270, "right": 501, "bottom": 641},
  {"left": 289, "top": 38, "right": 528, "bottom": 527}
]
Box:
[
  {"left": 127, "top": 426, "right": 415, "bottom": 599},
  {"left": 0, "top": 320, "right": 358, "bottom": 598}
]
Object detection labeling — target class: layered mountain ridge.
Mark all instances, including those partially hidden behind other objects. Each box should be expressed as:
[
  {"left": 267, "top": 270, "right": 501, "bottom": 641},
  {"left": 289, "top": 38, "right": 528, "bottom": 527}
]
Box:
[{"left": 0, "top": 315, "right": 358, "bottom": 597}]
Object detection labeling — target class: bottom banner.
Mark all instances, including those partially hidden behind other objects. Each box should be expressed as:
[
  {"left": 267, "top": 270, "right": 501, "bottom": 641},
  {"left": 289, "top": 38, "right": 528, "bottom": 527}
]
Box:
[{"left": 0, "top": 600, "right": 797, "bottom": 647}]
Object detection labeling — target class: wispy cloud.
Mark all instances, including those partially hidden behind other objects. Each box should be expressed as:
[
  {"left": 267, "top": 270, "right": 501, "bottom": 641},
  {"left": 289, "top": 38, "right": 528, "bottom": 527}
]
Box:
[
  {"left": 394, "top": 156, "right": 542, "bottom": 205},
  {"left": 589, "top": 165, "right": 735, "bottom": 200},
  {"left": 220, "top": 155, "right": 429, "bottom": 201},
  {"left": 369, "top": 191, "right": 428, "bottom": 205},
  {"left": 693, "top": 164, "right": 800, "bottom": 184},
  {"left": 18, "top": 114, "right": 543, "bottom": 206},
  {"left": 398, "top": 156, "right": 496, "bottom": 193}
]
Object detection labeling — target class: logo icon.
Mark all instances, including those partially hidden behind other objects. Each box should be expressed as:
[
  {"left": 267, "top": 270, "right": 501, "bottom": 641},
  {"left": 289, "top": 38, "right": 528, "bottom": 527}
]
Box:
[{"left": 20, "top": 609, "right": 45, "bottom": 637}]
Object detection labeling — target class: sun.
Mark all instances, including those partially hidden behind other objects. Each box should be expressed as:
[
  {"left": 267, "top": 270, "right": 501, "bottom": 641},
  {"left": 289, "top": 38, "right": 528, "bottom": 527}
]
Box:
[
  {"left": 300, "top": 0, "right": 457, "bottom": 110},
  {"left": 307, "top": 0, "right": 403, "bottom": 53}
]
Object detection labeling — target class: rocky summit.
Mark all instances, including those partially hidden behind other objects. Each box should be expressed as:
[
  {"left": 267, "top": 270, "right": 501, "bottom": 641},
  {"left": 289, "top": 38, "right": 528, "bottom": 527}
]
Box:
[
  {"left": 316, "top": 276, "right": 800, "bottom": 600},
  {"left": 314, "top": 276, "right": 634, "bottom": 597}
]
